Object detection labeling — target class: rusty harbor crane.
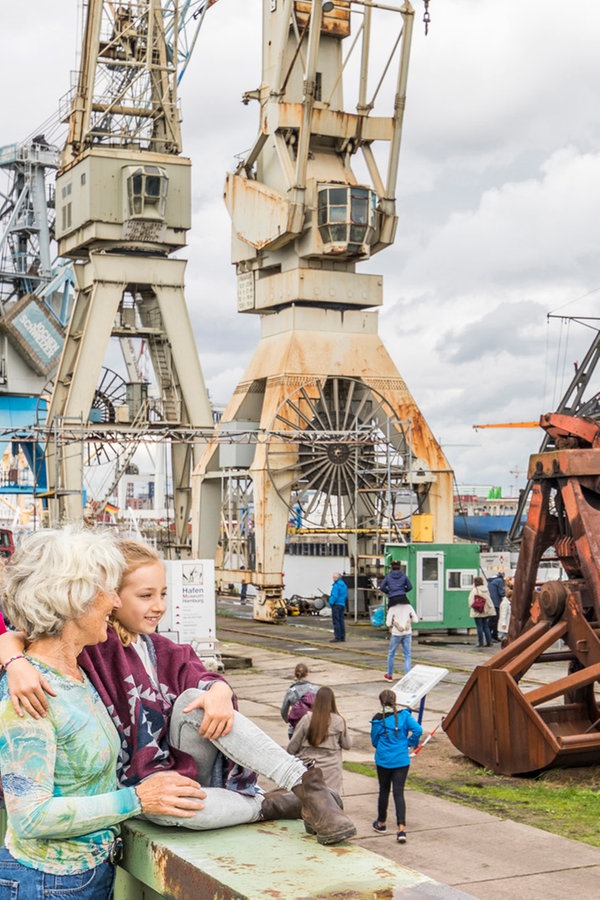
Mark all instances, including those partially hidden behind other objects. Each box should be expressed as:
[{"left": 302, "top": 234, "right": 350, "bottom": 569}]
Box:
[
  {"left": 444, "top": 329, "right": 600, "bottom": 775},
  {"left": 192, "top": 0, "right": 453, "bottom": 621}
]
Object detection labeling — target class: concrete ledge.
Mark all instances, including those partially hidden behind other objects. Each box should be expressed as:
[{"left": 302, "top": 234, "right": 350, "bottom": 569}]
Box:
[{"left": 115, "top": 818, "right": 458, "bottom": 900}]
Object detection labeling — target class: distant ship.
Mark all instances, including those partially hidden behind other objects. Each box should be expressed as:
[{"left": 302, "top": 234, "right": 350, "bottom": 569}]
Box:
[{"left": 454, "top": 487, "right": 525, "bottom": 545}]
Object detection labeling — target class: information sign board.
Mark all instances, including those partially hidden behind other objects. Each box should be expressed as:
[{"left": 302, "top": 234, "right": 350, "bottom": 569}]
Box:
[
  {"left": 393, "top": 664, "right": 448, "bottom": 710},
  {"left": 160, "top": 559, "right": 216, "bottom": 649}
]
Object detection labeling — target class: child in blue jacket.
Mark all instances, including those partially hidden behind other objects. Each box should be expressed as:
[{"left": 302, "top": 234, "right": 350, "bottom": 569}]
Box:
[{"left": 370, "top": 689, "right": 422, "bottom": 843}]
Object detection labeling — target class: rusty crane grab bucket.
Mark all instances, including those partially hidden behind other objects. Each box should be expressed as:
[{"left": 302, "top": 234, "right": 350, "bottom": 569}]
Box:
[{"left": 443, "top": 412, "right": 600, "bottom": 776}]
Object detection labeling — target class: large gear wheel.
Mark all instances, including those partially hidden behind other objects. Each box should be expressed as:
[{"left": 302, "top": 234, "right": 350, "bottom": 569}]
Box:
[
  {"left": 36, "top": 366, "right": 127, "bottom": 466},
  {"left": 266, "top": 377, "right": 413, "bottom": 533}
]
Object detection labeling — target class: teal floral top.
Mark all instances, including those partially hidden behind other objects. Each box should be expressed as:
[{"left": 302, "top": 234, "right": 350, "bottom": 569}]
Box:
[{"left": 0, "top": 658, "right": 141, "bottom": 874}]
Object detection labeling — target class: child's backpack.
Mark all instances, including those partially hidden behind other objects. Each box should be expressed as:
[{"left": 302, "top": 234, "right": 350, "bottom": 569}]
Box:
[{"left": 288, "top": 691, "right": 316, "bottom": 731}]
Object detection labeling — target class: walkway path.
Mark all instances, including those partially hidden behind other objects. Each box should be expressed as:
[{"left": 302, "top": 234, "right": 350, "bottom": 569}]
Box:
[{"left": 217, "top": 606, "right": 600, "bottom": 898}]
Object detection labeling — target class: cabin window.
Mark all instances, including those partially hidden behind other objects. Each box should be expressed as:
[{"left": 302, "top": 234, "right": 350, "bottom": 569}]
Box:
[
  {"left": 446, "top": 570, "right": 477, "bottom": 590},
  {"left": 317, "top": 184, "right": 376, "bottom": 255}
]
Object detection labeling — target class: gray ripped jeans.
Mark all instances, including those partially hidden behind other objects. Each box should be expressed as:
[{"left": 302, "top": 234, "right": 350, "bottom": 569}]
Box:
[{"left": 141, "top": 688, "right": 307, "bottom": 830}]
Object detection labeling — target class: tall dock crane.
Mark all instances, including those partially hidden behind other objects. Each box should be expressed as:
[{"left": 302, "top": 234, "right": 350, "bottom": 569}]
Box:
[
  {"left": 192, "top": 0, "right": 453, "bottom": 620},
  {"left": 49, "top": 0, "right": 216, "bottom": 548}
]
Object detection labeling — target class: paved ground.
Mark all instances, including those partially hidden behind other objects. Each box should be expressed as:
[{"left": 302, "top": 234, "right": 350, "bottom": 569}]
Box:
[{"left": 217, "top": 604, "right": 600, "bottom": 899}]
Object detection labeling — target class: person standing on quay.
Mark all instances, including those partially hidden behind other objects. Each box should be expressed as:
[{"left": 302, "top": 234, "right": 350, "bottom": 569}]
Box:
[
  {"left": 487, "top": 571, "right": 506, "bottom": 642},
  {"left": 281, "top": 662, "right": 318, "bottom": 739},
  {"left": 328, "top": 573, "right": 348, "bottom": 643},
  {"left": 287, "top": 687, "right": 352, "bottom": 795},
  {"left": 370, "top": 689, "right": 422, "bottom": 844},
  {"left": 384, "top": 597, "right": 418, "bottom": 681},
  {"left": 467, "top": 576, "right": 495, "bottom": 648}
]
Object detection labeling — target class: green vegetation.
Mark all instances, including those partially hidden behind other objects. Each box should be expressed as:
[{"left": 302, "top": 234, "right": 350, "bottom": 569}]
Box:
[{"left": 343, "top": 761, "right": 600, "bottom": 847}]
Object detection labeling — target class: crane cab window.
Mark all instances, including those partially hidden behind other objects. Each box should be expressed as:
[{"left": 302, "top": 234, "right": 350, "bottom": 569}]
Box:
[
  {"left": 125, "top": 166, "right": 168, "bottom": 220},
  {"left": 317, "top": 184, "right": 376, "bottom": 256}
]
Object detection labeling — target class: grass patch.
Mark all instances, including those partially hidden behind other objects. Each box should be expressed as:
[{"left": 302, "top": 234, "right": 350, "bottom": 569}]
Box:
[
  {"left": 343, "top": 761, "right": 600, "bottom": 847},
  {"left": 345, "top": 761, "right": 377, "bottom": 779}
]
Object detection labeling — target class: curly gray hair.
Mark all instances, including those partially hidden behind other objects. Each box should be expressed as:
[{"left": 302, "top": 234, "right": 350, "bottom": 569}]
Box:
[{"left": 1, "top": 527, "right": 125, "bottom": 640}]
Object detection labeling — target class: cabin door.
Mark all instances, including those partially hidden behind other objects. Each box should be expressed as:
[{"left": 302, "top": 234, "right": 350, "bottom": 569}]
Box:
[{"left": 416, "top": 551, "right": 444, "bottom": 621}]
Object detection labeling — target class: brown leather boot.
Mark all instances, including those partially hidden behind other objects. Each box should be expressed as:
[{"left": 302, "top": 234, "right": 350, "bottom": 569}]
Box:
[
  {"left": 260, "top": 787, "right": 344, "bottom": 822},
  {"left": 260, "top": 790, "right": 302, "bottom": 821},
  {"left": 291, "top": 767, "right": 356, "bottom": 845}
]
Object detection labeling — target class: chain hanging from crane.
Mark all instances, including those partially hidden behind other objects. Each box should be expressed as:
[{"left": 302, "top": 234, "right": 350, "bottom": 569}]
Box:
[{"left": 423, "top": 0, "right": 431, "bottom": 35}]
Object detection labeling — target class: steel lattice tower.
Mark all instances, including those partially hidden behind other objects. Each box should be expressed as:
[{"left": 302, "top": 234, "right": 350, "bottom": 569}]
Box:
[{"left": 48, "top": 0, "right": 216, "bottom": 549}]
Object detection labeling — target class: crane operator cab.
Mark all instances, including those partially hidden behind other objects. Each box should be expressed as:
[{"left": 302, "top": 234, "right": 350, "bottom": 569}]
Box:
[
  {"left": 56, "top": 150, "right": 190, "bottom": 258},
  {"left": 317, "top": 184, "right": 377, "bottom": 258}
]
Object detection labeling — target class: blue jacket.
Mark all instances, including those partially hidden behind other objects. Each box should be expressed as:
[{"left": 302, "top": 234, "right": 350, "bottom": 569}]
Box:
[
  {"left": 487, "top": 574, "right": 506, "bottom": 609},
  {"left": 329, "top": 578, "right": 348, "bottom": 607},
  {"left": 370, "top": 708, "right": 422, "bottom": 768},
  {"left": 380, "top": 570, "right": 413, "bottom": 599}
]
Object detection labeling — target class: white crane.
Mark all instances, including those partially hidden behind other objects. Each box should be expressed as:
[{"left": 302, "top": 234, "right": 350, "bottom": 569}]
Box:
[{"left": 46, "top": 0, "right": 217, "bottom": 551}]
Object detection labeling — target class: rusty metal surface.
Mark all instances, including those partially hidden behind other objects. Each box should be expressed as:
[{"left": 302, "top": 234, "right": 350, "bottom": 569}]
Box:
[
  {"left": 539, "top": 411, "right": 600, "bottom": 446},
  {"left": 528, "top": 447, "right": 600, "bottom": 478},
  {"left": 274, "top": 104, "right": 394, "bottom": 141},
  {"left": 444, "top": 413, "right": 600, "bottom": 775},
  {"left": 294, "top": 0, "right": 351, "bottom": 37},
  {"left": 121, "top": 818, "right": 436, "bottom": 899}
]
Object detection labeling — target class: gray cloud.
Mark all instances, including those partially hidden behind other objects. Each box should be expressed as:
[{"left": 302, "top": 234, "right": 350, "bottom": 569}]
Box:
[{"left": 3, "top": 0, "right": 600, "bottom": 497}]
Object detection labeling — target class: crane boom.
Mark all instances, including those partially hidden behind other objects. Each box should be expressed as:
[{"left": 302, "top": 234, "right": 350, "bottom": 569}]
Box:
[{"left": 473, "top": 421, "right": 538, "bottom": 430}]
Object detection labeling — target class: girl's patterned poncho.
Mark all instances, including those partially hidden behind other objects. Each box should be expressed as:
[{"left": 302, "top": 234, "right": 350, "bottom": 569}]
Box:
[{"left": 79, "top": 629, "right": 258, "bottom": 794}]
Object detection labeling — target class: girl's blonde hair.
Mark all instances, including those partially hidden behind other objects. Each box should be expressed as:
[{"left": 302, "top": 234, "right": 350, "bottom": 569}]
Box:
[{"left": 110, "top": 539, "right": 163, "bottom": 647}]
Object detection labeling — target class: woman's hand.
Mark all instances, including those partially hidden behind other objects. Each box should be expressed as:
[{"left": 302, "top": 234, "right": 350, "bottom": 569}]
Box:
[
  {"left": 0, "top": 632, "right": 57, "bottom": 719},
  {"left": 7, "top": 657, "right": 57, "bottom": 719},
  {"left": 183, "top": 680, "right": 235, "bottom": 740},
  {"left": 135, "top": 771, "right": 206, "bottom": 818}
]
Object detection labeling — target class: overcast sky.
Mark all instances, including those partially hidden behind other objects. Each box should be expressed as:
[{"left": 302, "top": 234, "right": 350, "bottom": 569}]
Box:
[{"left": 2, "top": 0, "right": 599, "bottom": 497}]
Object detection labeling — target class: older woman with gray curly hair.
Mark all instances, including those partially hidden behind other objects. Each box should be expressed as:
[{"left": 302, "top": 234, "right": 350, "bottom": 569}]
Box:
[{"left": 0, "top": 528, "right": 205, "bottom": 900}]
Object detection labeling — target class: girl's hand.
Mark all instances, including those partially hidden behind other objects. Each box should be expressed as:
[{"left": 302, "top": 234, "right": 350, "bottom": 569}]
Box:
[
  {"left": 7, "top": 657, "right": 57, "bottom": 719},
  {"left": 183, "top": 680, "right": 235, "bottom": 740},
  {"left": 135, "top": 771, "right": 206, "bottom": 818}
]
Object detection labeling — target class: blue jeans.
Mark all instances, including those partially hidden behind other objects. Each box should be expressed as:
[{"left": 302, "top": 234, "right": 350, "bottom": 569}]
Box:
[
  {"left": 475, "top": 617, "right": 492, "bottom": 646},
  {"left": 387, "top": 634, "right": 412, "bottom": 675},
  {"left": 331, "top": 603, "right": 346, "bottom": 641},
  {"left": 0, "top": 847, "right": 115, "bottom": 899},
  {"left": 141, "top": 689, "right": 307, "bottom": 830}
]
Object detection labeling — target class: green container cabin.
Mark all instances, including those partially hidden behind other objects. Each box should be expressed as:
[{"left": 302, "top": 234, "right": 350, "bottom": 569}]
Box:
[{"left": 383, "top": 542, "right": 481, "bottom": 631}]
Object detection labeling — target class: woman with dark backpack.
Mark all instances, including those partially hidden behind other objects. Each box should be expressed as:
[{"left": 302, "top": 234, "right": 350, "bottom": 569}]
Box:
[
  {"left": 370, "top": 689, "right": 422, "bottom": 844},
  {"left": 467, "top": 576, "right": 495, "bottom": 649}
]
